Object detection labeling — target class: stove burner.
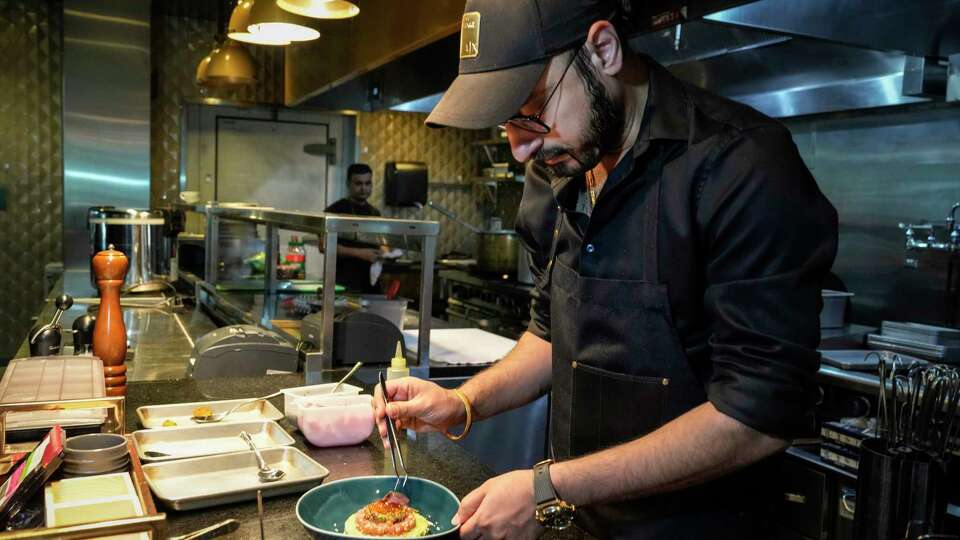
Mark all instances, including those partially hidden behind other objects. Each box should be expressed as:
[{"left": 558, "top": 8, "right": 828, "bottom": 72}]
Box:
[{"left": 439, "top": 270, "right": 532, "bottom": 339}]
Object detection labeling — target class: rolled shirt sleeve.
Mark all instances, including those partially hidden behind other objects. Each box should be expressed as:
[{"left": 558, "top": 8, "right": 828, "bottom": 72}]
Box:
[
  {"left": 516, "top": 164, "right": 560, "bottom": 343},
  {"left": 698, "top": 125, "right": 838, "bottom": 439}
]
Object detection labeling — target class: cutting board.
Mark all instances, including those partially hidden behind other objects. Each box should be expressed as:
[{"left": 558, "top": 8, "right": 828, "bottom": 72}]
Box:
[{"left": 402, "top": 329, "right": 517, "bottom": 365}]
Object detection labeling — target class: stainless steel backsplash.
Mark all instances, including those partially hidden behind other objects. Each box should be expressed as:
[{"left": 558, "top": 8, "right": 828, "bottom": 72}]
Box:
[{"left": 785, "top": 105, "right": 960, "bottom": 327}]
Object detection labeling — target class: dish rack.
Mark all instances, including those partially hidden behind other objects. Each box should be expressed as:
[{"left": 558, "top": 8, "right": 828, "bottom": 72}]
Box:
[{"left": 0, "top": 396, "right": 167, "bottom": 539}]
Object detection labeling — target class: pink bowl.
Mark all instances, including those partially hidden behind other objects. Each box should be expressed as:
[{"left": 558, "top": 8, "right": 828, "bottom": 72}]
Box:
[{"left": 298, "top": 394, "right": 374, "bottom": 447}]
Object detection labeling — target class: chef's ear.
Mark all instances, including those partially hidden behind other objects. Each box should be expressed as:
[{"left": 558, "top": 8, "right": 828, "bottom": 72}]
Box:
[{"left": 585, "top": 20, "right": 623, "bottom": 77}]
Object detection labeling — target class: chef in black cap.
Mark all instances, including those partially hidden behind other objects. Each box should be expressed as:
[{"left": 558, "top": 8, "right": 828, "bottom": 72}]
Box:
[{"left": 376, "top": 1, "right": 838, "bottom": 538}]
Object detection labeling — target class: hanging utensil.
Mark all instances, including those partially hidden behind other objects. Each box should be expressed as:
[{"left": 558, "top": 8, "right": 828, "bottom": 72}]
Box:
[
  {"left": 877, "top": 354, "right": 890, "bottom": 443},
  {"left": 378, "top": 370, "right": 408, "bottom": 491}
]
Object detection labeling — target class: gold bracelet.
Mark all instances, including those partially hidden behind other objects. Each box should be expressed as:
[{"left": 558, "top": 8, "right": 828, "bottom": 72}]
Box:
[{"left": 443, "top": 389, "right": 473, "bottom": 441}]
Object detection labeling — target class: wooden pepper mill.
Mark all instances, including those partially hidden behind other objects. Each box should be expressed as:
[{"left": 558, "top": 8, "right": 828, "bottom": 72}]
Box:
[{"left": 92, "top": 244, "right": 128, "bottom": 397}]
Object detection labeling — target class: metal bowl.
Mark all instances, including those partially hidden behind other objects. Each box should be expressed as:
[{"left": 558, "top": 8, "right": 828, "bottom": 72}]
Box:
[
  {"left": 296, "top": 476, "right": 460, "bottom": 539},
  {"left": 65, "top": 433, "right": 128, "bottom": 461},
  {"left": 63, "top": 454, "right": 130, "bottom": 475}
]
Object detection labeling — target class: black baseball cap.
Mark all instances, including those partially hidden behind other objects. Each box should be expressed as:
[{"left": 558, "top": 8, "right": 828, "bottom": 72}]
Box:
[{"left": 425, "top": 0, "right": 618, "bottom": 129}]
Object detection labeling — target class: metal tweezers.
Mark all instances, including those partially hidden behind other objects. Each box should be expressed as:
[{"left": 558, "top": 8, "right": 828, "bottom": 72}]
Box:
[{"left": 379, "top": 371, "right": 409, "bottom": 491}]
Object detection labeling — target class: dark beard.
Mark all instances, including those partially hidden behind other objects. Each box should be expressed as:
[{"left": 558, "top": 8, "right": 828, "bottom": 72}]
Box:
[{"left": 536, "top": 53, "right": 624, "bottom": 178}]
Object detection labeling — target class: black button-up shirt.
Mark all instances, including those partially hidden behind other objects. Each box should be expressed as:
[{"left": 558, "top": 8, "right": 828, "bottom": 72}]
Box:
[{"left": 516, "top": 57, "right": 839, "bottom": 439}]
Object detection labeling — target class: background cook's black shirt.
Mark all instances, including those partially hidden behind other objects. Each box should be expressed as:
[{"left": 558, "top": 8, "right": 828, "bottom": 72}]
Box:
[
  {"left": 516, "top": 57, "right": 839, "bottom": 440},
  {"left": 324, "top": 198, "right": 381, "bottom": 293}
]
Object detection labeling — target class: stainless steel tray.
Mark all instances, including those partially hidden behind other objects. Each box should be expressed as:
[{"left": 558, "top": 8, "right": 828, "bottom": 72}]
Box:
[
  {"left": 137, "top": 398, "right": 283, "bottom": 429},
  {"left": 142, "top": 447, "right": 329, "bottom": 510},
  {"left": 132, "top": 420, "right": 295, "bottom": 462}
]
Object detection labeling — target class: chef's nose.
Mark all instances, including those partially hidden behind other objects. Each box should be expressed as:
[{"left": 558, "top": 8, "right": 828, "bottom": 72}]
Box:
[{"left": 505, "top": 125, "right": 543, "bottom": 163}]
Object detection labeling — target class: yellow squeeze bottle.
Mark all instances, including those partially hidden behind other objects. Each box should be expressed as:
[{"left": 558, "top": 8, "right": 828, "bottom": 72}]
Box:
[{"left": 386, "top": 342, "right": 409, "bottom": 380}]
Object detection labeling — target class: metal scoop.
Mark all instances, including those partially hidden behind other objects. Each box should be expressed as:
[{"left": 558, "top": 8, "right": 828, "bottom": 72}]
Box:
[
  {"left": 240, "top": 431, "right": 285, "bottom": 483},
  {"left": 332, "top": 361, "right": 363, "bottom": 393},
  {"left": 192, "top": 391, "right": 283, "bottom": 424}
]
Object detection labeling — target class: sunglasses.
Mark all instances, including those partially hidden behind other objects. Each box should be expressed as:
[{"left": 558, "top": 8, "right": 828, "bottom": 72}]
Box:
[{"left": 500, "top": 49, "right": 579, "bottom": 135}]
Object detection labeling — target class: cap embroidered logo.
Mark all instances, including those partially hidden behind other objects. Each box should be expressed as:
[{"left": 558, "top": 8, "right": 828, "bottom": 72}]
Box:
[{"left": 460, "top": 12, "right": 481, "bottom": 59}]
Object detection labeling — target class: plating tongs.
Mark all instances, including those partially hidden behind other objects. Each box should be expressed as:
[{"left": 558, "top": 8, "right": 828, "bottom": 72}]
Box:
[{"left": 379, "top": 371, "right": 409, "bottom": 491}]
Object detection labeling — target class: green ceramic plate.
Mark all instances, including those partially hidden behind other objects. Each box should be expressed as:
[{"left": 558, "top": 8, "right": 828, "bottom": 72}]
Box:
[{"left": 296, "top": 476, "right": 461, "bottom": 539}]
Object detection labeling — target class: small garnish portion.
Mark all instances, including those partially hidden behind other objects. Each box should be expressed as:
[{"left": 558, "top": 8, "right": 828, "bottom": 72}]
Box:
[
  {"left": 162, "top": 419, "right": 177, "bottom": 427},
  {"left": 344, "top": 491, "right": 430, "bottom": 537},
  {"left": 192, "top": 406, "right": 213, "bottom": 418}
]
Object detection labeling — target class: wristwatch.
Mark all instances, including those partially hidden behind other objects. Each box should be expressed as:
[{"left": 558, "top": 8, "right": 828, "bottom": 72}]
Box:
[{"left": 533, "top": 459, "right": 576, "bottom": 530}]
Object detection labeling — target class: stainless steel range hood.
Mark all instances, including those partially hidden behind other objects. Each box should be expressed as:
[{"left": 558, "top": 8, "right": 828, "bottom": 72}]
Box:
[{"left": 292, "top": 0, "right": 960, "bottom": 118}]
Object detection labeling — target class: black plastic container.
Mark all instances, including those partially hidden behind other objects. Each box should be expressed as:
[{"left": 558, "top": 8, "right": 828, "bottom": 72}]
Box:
[{"left": 853, "top": 438, "right": 950, "bottom": 540}]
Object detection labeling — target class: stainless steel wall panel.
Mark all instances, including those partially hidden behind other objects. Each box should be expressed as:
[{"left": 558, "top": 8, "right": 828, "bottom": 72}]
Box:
[
  {"left": 0, "top": 0, "right": 64, "bottom": 360},
  {"left": 63, "top": 0, "right": 151, "bottom": 270},
  {"left": 784, "top": 107, "right": 960, "bottom": 326},
  {"left": 356, "top": 111, "right": 487, "bottom": 256}
]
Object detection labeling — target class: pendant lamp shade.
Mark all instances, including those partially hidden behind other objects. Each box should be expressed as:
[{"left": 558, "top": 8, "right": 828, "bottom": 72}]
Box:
[
  {"left": 196, "top": 42, "right": 257, "bottom": 88},
  {"left": 248, "top": 0, "right": 321, "bottom": 42},
  {"left": 277, "top": 0, "right": 360, "bottom": 19},
  {"left": 228, "top": 0, "right": 291, "bottom": 45},
  {"left": 195, "top": 50, "right": 214, "bottom": 85}
]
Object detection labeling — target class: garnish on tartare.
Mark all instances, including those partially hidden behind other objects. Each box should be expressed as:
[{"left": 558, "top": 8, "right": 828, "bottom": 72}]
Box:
[{"left": 344, "top": 491, "right": 432, "bottom": 537}]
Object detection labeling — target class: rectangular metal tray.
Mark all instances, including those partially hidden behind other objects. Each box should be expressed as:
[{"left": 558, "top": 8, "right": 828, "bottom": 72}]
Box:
[
  {"left": 0, "top": 357, "right": 107, "bottom": 432},
  {"left": 142, "top": 447, "right": 329, "bottom": 510},
  {"left": 132, "top": 420, "right": 295, "bottom": 462},
  {"left": 136, "top": 398, "right": 283, "bottom": 429}
]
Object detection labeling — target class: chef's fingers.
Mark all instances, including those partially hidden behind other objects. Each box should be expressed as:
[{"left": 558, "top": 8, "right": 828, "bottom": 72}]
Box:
[
  {"left": 385, "top": 396, "right": 431, "bottom": 421},
  {"left": 384, "top": 377, "right": 419, "bottom": 402},
  {"left": 454, "top": 483, "right": 487, "bottom": 532},
  {"left": 377, "top": 419, "right": 390, "bottom": 448}
]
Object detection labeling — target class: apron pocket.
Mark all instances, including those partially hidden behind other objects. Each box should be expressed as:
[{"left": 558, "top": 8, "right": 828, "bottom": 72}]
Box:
[{"left": 570, "top": 361, "right": 669, "bottom": 455}]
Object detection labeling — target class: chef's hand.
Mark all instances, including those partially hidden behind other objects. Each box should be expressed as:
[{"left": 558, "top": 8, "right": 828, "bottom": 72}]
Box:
[
  {"left": 455, "top": 470, "right": 543, "bottom": 540},
  {"left": 373, "top": 377, "right": 466, "bottom": 448}
]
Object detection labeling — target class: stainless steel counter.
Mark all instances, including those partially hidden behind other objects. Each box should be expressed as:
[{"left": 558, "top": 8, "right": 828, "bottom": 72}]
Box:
[{"left": 11, "top": 270, "right": 217, "bottom": 381}]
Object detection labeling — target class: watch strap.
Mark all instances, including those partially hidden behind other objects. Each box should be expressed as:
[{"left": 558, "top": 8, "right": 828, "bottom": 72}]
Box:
[{"left": 533, "top": 459, "right": 558, "bottom": 505}]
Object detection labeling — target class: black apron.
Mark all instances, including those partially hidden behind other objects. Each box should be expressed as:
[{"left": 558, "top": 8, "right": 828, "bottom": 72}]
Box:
[{"left": 545, "top": 151, "right": 767, "bottom": 539}]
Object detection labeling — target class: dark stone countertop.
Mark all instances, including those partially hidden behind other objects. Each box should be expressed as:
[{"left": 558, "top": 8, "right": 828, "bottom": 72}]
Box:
[{"left": 126, "top": 372, "right": 591, "bottom": 539}]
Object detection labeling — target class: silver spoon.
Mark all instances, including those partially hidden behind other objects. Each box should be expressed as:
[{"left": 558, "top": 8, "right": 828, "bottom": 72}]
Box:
[
  {"left": 332, "top": 361, "right": 363, "bottom": 393},
  {"left": 240, "top": 431, "right": 285, "bottom": 483},
  {"left": 192, "top": 391, "right": 283, "bottom": 424}
]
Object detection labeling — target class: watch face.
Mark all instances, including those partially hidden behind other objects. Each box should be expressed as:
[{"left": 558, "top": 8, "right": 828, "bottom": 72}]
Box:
[{"left": 536, "top": 503, "right": 575, "bottom": 530}]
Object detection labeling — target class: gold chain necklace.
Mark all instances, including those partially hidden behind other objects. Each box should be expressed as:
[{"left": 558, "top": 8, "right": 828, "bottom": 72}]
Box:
[{"left": 586, "top": 169, "right": 602, "bottom": 211}]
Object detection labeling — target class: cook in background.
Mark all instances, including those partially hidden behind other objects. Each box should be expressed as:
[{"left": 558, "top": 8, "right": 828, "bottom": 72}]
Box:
[
  {"left": 324, "top": 163, "right": 388, "bottom": 293},
  {"left": 375, "top": 1, "right": 839, "bottom": 539}
]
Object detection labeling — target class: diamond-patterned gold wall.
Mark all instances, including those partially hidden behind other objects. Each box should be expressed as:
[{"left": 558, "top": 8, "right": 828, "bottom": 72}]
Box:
[
  {"left": 150, "top": 11, "right": 284, "bottom": 207},
  {"left": 0, "top": 0, "right": 63, "bottom": 361},
  {"left": 357, "top": 111, "right": 487, "bottom": 255}
]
